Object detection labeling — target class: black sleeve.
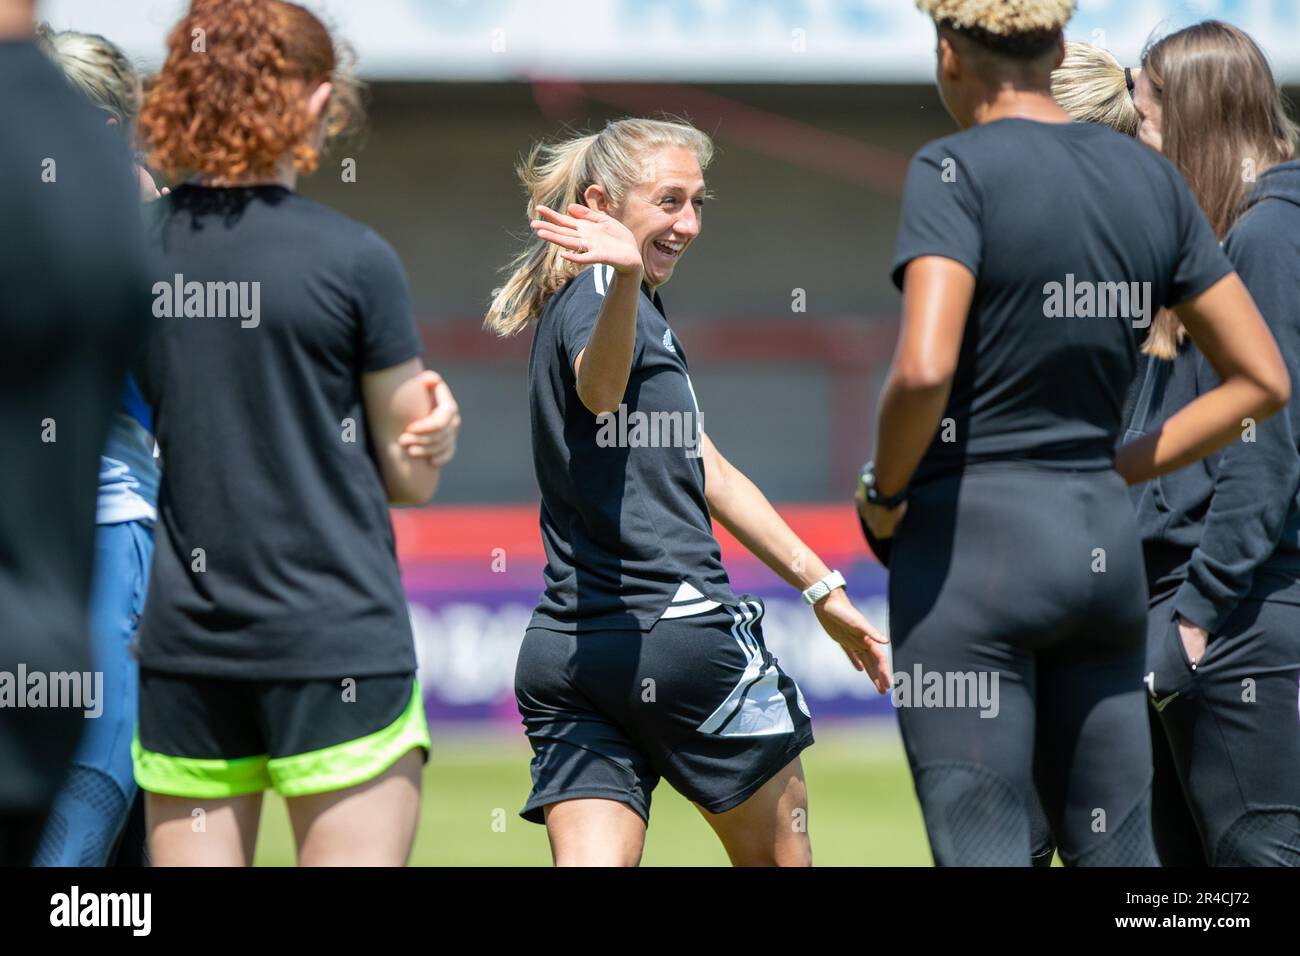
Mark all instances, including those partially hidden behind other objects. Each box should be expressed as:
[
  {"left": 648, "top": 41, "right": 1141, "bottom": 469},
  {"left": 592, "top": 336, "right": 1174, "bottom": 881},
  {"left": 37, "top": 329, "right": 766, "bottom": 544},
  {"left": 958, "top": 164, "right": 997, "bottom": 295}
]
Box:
[
  {"left": 891, "top": 144, "right": 983, "bottom": 290},
  {"left": 1164, "top": 171, "right": 1234, "bottom": 308},
  {"left": 1173, "top": 215, "right": 1300, "bottom": 632},
  {"left": 353, "top": 228, "right": 422, "bottom": 372}
]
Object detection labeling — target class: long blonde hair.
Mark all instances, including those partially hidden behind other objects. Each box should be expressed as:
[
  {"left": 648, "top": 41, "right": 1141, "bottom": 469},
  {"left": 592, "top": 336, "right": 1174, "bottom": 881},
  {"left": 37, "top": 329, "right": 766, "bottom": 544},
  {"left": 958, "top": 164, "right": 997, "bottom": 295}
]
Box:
[
  {"left": 1051, "top": 41, "right": 1139, "bottom": 136},
  {"left": 35, "top": 22, "right": 141, "bottom": 129},
  {"left": 485, "top": 117, "right": 714, "bottom": 337}
]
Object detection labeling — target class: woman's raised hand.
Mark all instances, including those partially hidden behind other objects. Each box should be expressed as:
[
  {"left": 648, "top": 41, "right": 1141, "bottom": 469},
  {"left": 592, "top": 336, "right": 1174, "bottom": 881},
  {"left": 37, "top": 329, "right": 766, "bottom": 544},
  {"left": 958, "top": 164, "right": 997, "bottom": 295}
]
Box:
[{"left": 532, "top": 203, "right": 642, "bottom": 277}]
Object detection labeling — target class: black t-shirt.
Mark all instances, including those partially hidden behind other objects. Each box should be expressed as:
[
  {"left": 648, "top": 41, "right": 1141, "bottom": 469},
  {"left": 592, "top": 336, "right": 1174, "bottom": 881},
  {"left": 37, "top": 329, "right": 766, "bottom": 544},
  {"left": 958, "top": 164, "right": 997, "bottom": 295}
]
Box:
[
  {"left": 892, "top": 119, "right": 1233, "bottom": 488},
  {"left": 0, "top": 41, "right": 150, "bottom": 690},
  {"left": 528, "top": 264, "right": 736, "bottom": 630},
  {"left": 136, "top": 185, "right": 422, "bottom": 679}
]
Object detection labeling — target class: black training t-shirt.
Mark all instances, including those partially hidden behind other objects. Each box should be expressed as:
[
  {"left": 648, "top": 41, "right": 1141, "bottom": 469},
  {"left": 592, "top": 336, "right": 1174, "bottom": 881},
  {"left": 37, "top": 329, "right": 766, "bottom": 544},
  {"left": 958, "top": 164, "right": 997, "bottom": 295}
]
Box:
[
  {"left": 892, "top": 119, "right": 1233, "bottom": 488},
  {"left": 136, "top": 185, "right": 422, "bottom": 679},
  {"left": 528, "top": 264, "right": 737, "bottom": 630}
]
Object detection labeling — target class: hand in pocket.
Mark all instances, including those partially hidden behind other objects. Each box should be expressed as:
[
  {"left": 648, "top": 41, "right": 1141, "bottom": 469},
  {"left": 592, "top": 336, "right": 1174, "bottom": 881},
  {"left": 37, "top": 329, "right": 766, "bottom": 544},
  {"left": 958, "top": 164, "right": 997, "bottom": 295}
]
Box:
[{"left": 1176, "top": 614, "right": 1210, "bottom": 670}]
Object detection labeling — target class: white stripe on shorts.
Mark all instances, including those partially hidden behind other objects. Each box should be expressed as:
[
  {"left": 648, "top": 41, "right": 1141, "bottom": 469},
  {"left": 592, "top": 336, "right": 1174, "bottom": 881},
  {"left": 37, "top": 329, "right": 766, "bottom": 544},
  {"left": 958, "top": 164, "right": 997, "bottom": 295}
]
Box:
[{"left": 696, "top": 600, "right": 796, "bottom": 737}]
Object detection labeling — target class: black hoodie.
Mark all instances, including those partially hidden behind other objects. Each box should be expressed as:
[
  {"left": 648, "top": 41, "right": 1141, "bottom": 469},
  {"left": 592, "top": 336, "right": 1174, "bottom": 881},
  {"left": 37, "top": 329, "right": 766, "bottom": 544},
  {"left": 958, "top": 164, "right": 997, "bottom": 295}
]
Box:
[{"left": 1125, "top": 159, "right": 1300, "bottom": 630}]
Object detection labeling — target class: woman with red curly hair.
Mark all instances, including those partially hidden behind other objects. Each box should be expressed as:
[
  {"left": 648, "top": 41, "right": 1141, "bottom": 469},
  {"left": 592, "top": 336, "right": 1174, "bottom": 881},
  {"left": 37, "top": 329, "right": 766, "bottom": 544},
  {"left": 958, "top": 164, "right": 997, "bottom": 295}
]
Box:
[{"left": 131, "top": 0, "right": 460, "bottom": 866}]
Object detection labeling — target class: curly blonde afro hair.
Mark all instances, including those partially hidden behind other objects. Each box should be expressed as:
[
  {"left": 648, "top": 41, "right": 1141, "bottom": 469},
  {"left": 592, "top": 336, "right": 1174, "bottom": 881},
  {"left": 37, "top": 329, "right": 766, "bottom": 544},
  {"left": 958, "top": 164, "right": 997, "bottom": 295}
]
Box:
[
  {"left": 917, "top": 0, "right": 1074, "bottom": 59},
  {"left": 916, "top": 0, "right": 1075, "bottom": 35}
]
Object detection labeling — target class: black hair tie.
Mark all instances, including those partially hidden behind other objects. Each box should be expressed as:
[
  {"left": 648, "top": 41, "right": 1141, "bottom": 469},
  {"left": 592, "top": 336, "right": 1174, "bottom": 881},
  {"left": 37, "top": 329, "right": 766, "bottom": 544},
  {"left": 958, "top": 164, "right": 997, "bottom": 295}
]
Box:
[{"left": 1125, "top": 67, "right": 1136, "bottom": 97}]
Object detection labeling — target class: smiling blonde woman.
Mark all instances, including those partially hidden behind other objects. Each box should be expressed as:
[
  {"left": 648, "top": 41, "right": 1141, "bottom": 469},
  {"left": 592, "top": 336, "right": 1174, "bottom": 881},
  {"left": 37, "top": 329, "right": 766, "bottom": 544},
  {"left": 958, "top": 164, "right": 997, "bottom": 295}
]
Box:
[{"left": 489, "top": 117, "right": 891, "bottom": 867}]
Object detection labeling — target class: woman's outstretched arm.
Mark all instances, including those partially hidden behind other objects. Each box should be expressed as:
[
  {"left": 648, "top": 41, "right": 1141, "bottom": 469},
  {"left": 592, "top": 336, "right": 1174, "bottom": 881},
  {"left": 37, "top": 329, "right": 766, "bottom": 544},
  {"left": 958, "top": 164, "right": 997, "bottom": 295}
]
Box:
[
  {"left": 701, "top": 432, "right": 891, "bottom": 692},
  {"left": 858, "top": 256, "right": 975, "bottom": 540}
]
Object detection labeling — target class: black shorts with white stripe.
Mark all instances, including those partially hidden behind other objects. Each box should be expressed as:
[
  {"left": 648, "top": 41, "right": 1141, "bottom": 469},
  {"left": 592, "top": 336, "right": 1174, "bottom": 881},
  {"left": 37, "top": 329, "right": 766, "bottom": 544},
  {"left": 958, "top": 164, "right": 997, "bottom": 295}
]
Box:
[{"left": 514, "top": 595, "right": 813, "bottom": 823}]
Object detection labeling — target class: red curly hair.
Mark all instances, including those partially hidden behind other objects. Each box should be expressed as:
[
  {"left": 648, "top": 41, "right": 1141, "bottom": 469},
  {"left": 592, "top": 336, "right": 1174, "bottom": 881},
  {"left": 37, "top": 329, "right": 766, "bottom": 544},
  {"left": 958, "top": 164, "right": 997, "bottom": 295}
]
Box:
[{"left": 140, "top": 0, "right": 361, "bottom": 182}]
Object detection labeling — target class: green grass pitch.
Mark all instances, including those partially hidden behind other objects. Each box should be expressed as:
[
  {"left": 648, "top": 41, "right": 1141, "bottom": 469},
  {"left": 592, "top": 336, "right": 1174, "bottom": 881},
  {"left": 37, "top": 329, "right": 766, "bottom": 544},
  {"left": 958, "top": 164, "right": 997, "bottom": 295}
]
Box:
[{"left": 251, "top": 719, "right": 936, "bottom": 866}]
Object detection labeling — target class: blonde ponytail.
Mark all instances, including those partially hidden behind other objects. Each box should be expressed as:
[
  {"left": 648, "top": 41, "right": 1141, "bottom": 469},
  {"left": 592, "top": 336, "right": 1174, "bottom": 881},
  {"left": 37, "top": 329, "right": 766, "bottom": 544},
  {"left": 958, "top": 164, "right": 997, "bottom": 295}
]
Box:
[
  {"left": 485, "top": 117, "right": 714, "bottom": 337},
  {"left": 1051, "top": 41, "right": 1139, "bottom": 137},
  {"left": 485, "top": 134, "right": 599, "bottom": 337}
]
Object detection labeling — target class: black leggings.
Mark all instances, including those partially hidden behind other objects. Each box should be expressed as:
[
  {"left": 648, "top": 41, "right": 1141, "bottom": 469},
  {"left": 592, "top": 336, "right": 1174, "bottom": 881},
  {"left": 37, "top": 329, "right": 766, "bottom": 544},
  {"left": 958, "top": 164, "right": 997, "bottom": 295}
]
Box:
[
  {"left": 889, "top": 466, "right": 1156, "bottom": 866},
  {"left": 1146, "top": 589, "right": 1300, "bottom": 866},
  {"left": 1149, "top": 698, "right": 1207, "bottom": 866}
]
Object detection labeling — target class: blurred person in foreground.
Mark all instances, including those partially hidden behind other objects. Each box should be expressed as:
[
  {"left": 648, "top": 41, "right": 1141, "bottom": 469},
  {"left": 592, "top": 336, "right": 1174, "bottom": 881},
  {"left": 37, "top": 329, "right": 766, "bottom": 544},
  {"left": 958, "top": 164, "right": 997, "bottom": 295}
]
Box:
[
  {"left": 0, "top": 0, "right": 151, "bottom": 865},
  {"left": 131, "top": 0, "right": 458, "bottom": 866},
  {"left": 858, "top": 0, "right": 1289, "bottom": 866},
  {"left": 31, "top": 22, "right": 160, "bottom": 868}
]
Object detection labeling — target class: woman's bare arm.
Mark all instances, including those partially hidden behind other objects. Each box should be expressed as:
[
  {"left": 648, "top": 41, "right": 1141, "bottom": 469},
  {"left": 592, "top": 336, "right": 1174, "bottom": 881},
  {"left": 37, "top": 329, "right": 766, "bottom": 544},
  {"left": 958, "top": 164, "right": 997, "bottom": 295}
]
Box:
[
  {"left": 702, "top": 432, "right": 891, "bottom": 690},
  {"left": 572, "top": 270, "right": 641, "bottom": 414},
  {"left": 531, "top": 203, "right": 644, "bottom": 415},
  {"left": 1115, "top": 273, "right": 1290, "bottom": 485},
  {"left": 362, "top": 359, "right": 456, "bottom": 505},
  {"left": 871, "top": 257, "right": 976, "bottom": 497}
]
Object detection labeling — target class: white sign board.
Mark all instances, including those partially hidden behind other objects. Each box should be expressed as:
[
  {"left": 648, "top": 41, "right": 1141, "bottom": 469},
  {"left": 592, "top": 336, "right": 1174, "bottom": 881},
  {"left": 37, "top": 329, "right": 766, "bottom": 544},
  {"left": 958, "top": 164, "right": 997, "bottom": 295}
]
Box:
[{"left": 37, "top": 0, "right": 1300, "bottom": 82}]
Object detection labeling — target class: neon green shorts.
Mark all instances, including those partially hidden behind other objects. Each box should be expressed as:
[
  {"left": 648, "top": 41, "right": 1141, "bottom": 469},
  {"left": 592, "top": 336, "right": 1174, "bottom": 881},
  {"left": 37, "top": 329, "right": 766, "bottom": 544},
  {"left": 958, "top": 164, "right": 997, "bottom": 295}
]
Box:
[{"left": 133, "top": 672, "right": 430, "bottom": 799}]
